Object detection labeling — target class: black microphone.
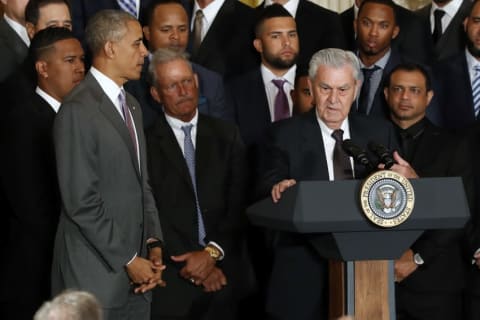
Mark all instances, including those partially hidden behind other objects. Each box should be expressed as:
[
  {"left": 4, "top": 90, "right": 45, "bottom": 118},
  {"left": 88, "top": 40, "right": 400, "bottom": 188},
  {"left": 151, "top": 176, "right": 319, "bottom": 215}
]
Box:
[
  {"left": 342, "top": 139, "right": 374, "bottom": 171},
  {"left": 368, "top": 141, "right": 395, "bottom": 169}
]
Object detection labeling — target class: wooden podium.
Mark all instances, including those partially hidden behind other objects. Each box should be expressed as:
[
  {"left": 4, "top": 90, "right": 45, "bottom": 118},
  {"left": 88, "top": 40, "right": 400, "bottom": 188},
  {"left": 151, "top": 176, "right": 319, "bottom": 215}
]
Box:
[{"left": 247, "top": 177, "right": 470, "bottom": 319}]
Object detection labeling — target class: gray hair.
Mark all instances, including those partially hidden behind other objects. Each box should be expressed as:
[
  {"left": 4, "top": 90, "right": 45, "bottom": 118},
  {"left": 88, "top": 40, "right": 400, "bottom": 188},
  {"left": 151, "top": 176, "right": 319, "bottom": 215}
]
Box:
[
  {"left": 34, "top": 290, "right": 102, "bottom": 320},
  {"left": 148, "top": 48, "right": 193, "bottom": 85},
  {"left": 85, "top": 9, "right": 137, "bottom": 55},
  {"left": 308, "top": 48, "right": 362, "bottom": 82}
]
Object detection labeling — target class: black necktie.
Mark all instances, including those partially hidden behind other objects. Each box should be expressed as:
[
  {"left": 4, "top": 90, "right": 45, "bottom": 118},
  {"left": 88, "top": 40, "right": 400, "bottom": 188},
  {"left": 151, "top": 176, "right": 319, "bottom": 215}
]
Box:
[
  {"left": 358, "top": 66, "right": 380, "bottom": 114},
  {"left": 432, "top": 9, "right": 445, "bottom": 44},
  {"left": 331, "top": 129, "right": 353, "bottom": 180}
]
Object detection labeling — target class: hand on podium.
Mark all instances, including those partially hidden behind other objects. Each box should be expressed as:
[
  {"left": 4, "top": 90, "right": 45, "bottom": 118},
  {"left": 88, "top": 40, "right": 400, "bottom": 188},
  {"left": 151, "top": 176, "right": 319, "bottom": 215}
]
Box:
[
  {"left": 394, "top": 249, "right": 418, "bottom": 282},
  {"left": 379, "top": 151, "right": 419, "bottom": 179},
  {"left": 271, "top": 179, "right": 297, "bottom": 203}
]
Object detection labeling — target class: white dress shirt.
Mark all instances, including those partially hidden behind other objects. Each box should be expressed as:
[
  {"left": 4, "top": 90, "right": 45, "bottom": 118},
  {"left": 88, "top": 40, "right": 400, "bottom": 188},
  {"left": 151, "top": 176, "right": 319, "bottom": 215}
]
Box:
[
  {"left": 36, "top": 86, "right": 61, "bottom": 113},
  {"left": 3, "top": 14, "right": 30, "bottom": 46},
  {"left": 316, "top": 111, "right": 354, "bottom": 181},
  {"left": 191, "top": 0, "right": 225, "bottom": 41}
]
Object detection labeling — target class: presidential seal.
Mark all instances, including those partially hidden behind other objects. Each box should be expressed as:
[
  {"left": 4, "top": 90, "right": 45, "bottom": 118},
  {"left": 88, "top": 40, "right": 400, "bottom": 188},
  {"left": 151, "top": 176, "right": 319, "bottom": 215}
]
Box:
[{"left": 360, "top": 170, "right": 414, "bottom": 227}]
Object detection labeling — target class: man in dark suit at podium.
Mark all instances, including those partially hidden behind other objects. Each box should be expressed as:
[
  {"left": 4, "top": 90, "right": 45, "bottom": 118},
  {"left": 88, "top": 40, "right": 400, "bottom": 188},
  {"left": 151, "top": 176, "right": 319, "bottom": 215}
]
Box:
[
  {"left": 383, "top": 63, "right": 472, "bottom": 320},
  {"left": 258, "top": 48, "right": 398, "bottom": 320}
]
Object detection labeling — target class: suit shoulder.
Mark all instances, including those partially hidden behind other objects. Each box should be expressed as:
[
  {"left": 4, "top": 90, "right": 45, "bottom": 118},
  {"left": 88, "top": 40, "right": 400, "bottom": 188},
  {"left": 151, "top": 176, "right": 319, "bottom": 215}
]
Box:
[
  {"left": 200, "top": 114, "right": 238, "bottom": 134},
  {"left": 299, "top": 0, "right": 338, "bottom": 17},
  {"left": 192, "top": 62, "right": 223, "bottom": 82}
]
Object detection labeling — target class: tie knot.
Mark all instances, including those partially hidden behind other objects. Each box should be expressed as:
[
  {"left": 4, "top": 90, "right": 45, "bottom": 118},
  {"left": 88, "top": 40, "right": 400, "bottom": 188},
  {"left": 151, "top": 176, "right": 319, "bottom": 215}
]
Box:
[
  {"left": 434, "top": 9, "right": 445, "bottom": 20},
  {"left": 362, "top": 66, "right": 380, "bottom": 80},
  {"left": 181, "top": 124, "right": 193, "bottom": 137},
  {"left": 331, "top": 129, "right": 344, "bottom": 142},
  {"left": 195, "top": 9, "right": 204, "bottom": 19},
  {"left": 272, "top": 79, "right": 286, "bottom": 89}
]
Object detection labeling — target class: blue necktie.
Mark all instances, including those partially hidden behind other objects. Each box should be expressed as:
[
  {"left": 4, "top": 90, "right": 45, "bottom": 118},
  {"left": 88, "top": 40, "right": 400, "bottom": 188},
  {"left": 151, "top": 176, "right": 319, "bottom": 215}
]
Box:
[
  {"left": 181, "top": 125, "right": 206, "bottom": 246},
  {"left": 117, "top": 0, "right": 137, "bottom": 17},
  {"left": 472, "top": 66, "right": 480, "bottom": 118}
]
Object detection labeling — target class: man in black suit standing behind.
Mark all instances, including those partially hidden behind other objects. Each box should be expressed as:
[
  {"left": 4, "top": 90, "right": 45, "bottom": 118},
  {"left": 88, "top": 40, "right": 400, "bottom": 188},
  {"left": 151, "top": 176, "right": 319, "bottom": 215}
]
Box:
[
  {"left": 0, "top": 27, "right": 85, "bottom": 320},
  {"left": 259, "top": 48, "right": 398, "bottom": 320},
  {"left": 146, "top": 48, "right": 251, "bottom": 320},
  {"left": 384, "top": 63, "right": 472, "bottom": 320},
  {"left": 416, "top": 0, "right": 472, "bottom": 61}
]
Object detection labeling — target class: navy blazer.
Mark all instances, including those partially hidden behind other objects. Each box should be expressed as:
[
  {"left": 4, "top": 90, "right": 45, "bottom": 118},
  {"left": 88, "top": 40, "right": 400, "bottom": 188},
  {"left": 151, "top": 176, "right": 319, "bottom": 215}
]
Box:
[
  {"left": 125, "top": 58, "right": 233, "bottom": 129},
  {"left": 434, "top": 52, "right": 478, "bottom": 131}
]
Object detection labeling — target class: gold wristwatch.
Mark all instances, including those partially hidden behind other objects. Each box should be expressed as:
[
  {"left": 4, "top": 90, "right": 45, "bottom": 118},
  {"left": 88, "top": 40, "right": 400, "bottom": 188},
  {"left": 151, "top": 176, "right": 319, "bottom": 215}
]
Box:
[{"left": 204, "top": 245, "right": 221, "bottom": 261}]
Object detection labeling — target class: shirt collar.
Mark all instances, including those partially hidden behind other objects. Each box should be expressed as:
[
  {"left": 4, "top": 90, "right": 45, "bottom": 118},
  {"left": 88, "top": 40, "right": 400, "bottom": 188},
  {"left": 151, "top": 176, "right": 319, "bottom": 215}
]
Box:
[
  {"left": 35, "top": 86, "right": 61, "bottom": 113},
  {"left": 316, "top": 109, "right": 351, "bottom": 140},
  {"left": 465, "top": 47, "right": 480, "bottom": 72},
  {"left": 260, "top": 63, "right": 297, "bottom": 87},
  {"left": 90, "top": 67, "right": 123, "bottom": 108},
  {"left": 3, "top": 14, "right": 30, "bottom": 46},
  {"left": 164, "top": 109, "right": 199, "bottom": 131},
  {"left": 264, "top": 0, "right": 300, "bottom": 17},
  {"left": 395, "top": 117, "right": 427, "bottom": 139},
  {"left": 431, "top": 0, "right": 462, "bottom": 18}
]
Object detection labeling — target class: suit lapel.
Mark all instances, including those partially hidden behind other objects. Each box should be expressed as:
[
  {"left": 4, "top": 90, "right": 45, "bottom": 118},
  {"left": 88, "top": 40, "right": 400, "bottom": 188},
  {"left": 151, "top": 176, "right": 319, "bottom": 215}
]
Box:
[
  {"left": 0, "top": 18, "right": 28, "bottom": 63},
  {"left": 86, "top": 73, "right": 142, "bottom": 180},
  {"left": 195, "top": 115, "right": 213, "bottom": 199}
]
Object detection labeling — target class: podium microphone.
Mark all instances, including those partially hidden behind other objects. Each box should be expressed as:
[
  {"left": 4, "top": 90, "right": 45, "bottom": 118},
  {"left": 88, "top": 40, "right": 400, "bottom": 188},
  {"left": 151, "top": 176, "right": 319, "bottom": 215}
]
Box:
[
  {"left": 342, "top": 139, "right": 374, "bottom": 171},
  {"left": 368, "top": 141, "right": 395, "bottom": 169}
]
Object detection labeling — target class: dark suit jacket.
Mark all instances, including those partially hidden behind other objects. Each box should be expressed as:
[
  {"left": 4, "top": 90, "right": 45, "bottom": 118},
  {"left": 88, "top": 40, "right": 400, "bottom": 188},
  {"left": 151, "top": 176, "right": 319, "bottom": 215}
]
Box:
[
  {"left": 146, "top": 112, "right": 252, "bottom": 318},
  {"left": 51, "top": 71, "right": 163, "bottom": 309},
  {"left": 125, "top": 58, "right": 233, "bottom": 129},
  {"left": 353, "top": 49, "right": 408, "bottom": 120},
  {"left": 185, "top": 0, "right": 257, "bottom": 78},
  {"left": 396, "top": 119, "right": 471, "bottom": 295},
  {"left": 258, "top": 109, "right": 398, "bottom": 320},
  {"left": 341, "top": 4, "right": 432, "bottom": 65},
  {"left": 293, "top": 0, "right": 346, "bottom": 69},
  {"left": 0, "top": 90, "right": 60, "bottom": 316},
  {"left": 0, "top": 17, "right": 28, "bottom": 82},
  {"left": 434, "top": 52, "right": 478, "bottom": 131},
  {"left": 416, "top": 0, "right": 472, "bottom": 61}
]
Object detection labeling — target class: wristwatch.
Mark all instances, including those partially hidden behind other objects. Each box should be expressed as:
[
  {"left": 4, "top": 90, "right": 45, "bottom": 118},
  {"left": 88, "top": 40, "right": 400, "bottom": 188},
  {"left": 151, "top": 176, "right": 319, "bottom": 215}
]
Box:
[
  {"left": 204, "top": 245, "right": 222, "bottom": 261},
  {"left": 413, "top": 253, "right": 424, "bottom": 265}
]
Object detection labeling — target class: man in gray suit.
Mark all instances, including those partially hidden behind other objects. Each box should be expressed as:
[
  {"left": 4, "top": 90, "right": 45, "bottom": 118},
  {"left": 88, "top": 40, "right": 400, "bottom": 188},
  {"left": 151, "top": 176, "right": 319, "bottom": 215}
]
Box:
[
  {"left": 52, "top": 10, "right": 165, "bottom": 320},
  {"left": 0, "top": 0, "right": 29, "bottom": 81}
]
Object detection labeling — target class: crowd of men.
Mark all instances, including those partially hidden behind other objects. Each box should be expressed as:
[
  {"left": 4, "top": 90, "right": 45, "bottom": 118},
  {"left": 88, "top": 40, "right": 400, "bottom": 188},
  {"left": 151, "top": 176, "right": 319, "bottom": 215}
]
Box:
[{"left": 1, "top": 0, "right": 480, "bottom": 320}]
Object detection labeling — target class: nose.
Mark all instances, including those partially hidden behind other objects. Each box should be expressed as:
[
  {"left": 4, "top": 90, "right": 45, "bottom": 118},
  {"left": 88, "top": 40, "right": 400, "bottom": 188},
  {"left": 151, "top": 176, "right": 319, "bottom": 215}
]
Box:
[
  {"left": 140, "top": 42, "right": 148, "bottom": 57},
  {"left": 369, "top": 25, "right": 378, "bottom": 37},
  {"left": 327, "top": 89, "right": 339, "bottom": 104},
  {"left": 76, "top": 60, "right": 85, "bottom": 75},
  {"left": 177, "top": 82, "right": 187, "bottom": 96},
  {"left": 171, "top": 29, "right": 179, "bottom": 40},
  {"left": 282, "top": 34, "right": 290, "bottom": 47}
]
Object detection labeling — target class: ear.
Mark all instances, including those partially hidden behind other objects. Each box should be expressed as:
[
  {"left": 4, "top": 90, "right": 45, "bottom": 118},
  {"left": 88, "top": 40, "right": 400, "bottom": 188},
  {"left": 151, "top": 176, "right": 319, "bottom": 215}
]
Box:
[
  {"left": 253, "top": 38, "right": 263, "bottom": 54},
  {"left": 464, "top": 17, "right": 469, "bottom": 32},
  {"left": 426, "top": 90, "right": 434, "bottom": 107},
  {"left": 383, "top": 87, "right": 389, "bottom": 101},
  {"left": 35, "top": 60, "right": 48, "bottom": 79},
  {"left": 392, "top": 25, "right": 400, "bottom": 40},
  {"left": 143, "top": 26, "right": 151, "bottom": 42},
  {"left": 26, "top": 22, "right": 35, "bottom": 40},
  {"left": 150, "top": 86, "right": 162, "bottom": 103},
  {"left": 353, "top": 18, "right": 357, "bottom": 36},
  {"left": 193, "top": 73, "right": 199, "bottom": 88},
  {"left": 104, "top": 41, "right": 115, "bottom": 59}
]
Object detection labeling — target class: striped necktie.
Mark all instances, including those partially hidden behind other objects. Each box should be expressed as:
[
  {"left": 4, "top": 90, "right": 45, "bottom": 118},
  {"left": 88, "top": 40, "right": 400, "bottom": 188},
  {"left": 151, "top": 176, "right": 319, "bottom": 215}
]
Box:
[
  {"left": 472, "top": 65, "right": 480, "bottom": 118},
  {"left": 117, "top": 0, "right": 137, "bottom": 17}
]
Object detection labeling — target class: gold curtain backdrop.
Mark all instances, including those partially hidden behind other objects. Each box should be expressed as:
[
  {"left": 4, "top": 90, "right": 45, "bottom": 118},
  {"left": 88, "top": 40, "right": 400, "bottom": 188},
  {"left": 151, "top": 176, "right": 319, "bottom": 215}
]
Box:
[{"left": 240, "top": 0, "right": 432, "bottom": 12}]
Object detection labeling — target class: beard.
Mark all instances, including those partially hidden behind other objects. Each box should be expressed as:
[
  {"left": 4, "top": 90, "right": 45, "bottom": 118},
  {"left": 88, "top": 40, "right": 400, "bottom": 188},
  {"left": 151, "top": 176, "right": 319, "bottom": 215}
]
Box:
[
  {"left": 264, "top": 51, "right": 298, "bottom": 70},
  {"left": 467, "top": 38, "right": 480, "bottom": 58}
]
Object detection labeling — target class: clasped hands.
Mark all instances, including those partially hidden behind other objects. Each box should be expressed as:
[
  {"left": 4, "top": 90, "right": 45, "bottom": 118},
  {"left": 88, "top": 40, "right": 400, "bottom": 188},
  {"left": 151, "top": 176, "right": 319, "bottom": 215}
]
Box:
[
  {"left": 125, "top": 247, "right": 166, "bottom": 294},
  {"left": 171, "top": 250, "right": 227, "bottom": 292}
]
